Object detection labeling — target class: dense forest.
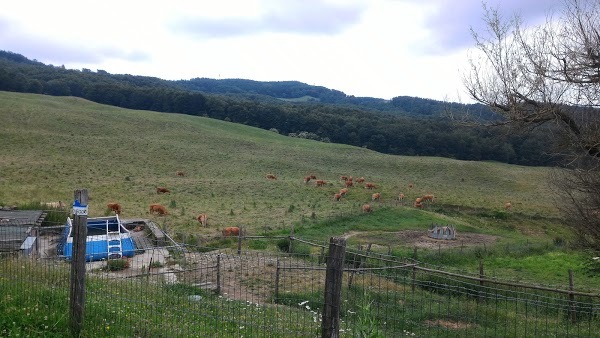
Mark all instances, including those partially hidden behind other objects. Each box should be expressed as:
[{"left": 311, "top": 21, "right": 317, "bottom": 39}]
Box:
[{"left": 0, "top": 50, "right": 558, "bottom": 166}]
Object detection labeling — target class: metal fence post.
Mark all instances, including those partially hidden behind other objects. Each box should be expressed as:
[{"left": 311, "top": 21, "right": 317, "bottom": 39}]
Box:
[
  {"left": 69, "top": 189, "right": 88, "bottom": 337},
  {"left": 274, "top": 258, "right": 280, "bottom": 302},
  {"left": 321, "top": 237, "right": 346, "bottom": 338}
]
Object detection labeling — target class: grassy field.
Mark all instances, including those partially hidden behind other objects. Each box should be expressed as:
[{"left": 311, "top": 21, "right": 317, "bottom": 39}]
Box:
[
  {"left": 0, "top": 91, "right": 557, "bottom": 230},
  {"left": 1, "top": 91, "right": 597, "bottom": 287}
]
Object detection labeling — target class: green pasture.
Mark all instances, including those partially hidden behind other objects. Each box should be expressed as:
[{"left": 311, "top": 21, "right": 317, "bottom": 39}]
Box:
[
  {"left": 1, "top": 91, "right": 598, "bottom": 288},
  {"left": 0, "top": 91, "right": 557, "bottom": 232}
]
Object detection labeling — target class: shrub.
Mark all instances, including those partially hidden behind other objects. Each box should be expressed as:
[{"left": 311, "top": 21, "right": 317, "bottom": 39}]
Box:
[{"left": 105, "top": 259, "right": 129, "bottom": 271}]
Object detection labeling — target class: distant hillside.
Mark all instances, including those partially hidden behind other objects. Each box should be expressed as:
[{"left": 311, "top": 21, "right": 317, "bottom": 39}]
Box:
[
  {"left": 0, "top": 50, "right": 557, "bottom": 166},
  {"left": 172, "top": 77, "right": 496, "bottom": 119}
]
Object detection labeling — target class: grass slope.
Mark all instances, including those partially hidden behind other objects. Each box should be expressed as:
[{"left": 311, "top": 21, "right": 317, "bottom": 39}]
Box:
[
  {"left": 2, "top": 91, "right": 599, "bottom": 288},
  {"left": 0, "top": 91, "right": 558, "bottom": 234}
]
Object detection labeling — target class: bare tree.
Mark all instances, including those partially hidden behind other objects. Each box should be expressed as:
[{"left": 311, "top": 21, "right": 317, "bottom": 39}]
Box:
[{"left": 465, "top": 0, "right": 600, "bottom": 250}]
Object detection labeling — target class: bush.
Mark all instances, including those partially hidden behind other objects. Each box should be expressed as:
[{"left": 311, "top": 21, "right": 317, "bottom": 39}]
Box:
[{"left": 105, "top": 259, "right": 129, "bottom": 271}]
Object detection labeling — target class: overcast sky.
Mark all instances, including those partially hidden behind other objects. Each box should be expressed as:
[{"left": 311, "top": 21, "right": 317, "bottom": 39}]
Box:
[{"left": 1, "top": 0, "right": 565, "bottom": 102}]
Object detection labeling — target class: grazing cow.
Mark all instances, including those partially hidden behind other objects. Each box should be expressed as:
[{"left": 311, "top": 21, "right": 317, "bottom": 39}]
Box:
[
  {"left": 399, "top": 193, "right": 405, "bottom": 201},
  {"left": 333, "top": 193, "right": 342, "bottom": 201},
  {"left": 197, "top": 213, "right": 208, "bottom": 227},
  {"left": 107, "top": 203, "right": 122, "bottom": 215},
  {"left": 310, "top": 175, "right": 317, "bottom": 179},
  {"left": 504, "top": 202, "right": 512, "bottom": 210},
  {"left": 340, "top": 175, "right": 348, "bottom": 181},
  {"left": 304, "top": 176, "right": 312, "bottom": 183},
  {"left": 345, "top": 180, "right": 354, "bottom": 188},
  {"left": 315, "top": 179, "right": 326, "bottom": 187},
  {"left": 421, "top": 194, "right": 434, "bottom": 202},
  {"left": 356, "top": 177, "right": 365, "bottom": 183},
  {"left": 362, "top": 204, "right": 372, "bottom": 213},
  {"left": 365, "top": 182, "right": 376, "bottom": 189},
  {"left": 414, "top": 201, "right": 423, "bottom": 208},
  {"left": 339, "top": 188, "right": 349, "bottom": 196},
  {"left": 156, "top": 187, "right": 170, "bottom": 194},
  {"left": 176, "top": 171, "right": 185, "bottom": 177},
  {"left": 149, "top": 204, "right": 168, "bottom": 215},
  {"left": 266, "top": 174, "right": 277, "bottom": 180},
  {"left": 222, "top": 226, "right": 240, "bottom": 237},
  {"left": 372, "top": 192, "right": 381, "bottom": 201},
  {"left": 415, "top": 197, "right": 423, "bottom": 204},
  {"left": 348, "top": 176, "right": 353, "bottom": 182}
]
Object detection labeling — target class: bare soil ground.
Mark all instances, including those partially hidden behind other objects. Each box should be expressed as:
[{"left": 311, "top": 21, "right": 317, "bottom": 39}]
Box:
[
  {"left": 393, "top": 230, "right": 498, "bottom": 249},
  {"left": 344, "top": 230, "right": 499, "bottom": 249}
]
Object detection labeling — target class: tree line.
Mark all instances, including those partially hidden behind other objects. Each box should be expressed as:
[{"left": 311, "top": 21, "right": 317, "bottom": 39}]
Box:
[{"left": 0, "top": 50, "right": 559, "bottom": 166}]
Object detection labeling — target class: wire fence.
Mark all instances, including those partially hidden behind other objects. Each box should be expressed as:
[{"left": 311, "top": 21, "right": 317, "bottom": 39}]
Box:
[{"left": 1, "top": 214, "right": 599, "bottom": 337}]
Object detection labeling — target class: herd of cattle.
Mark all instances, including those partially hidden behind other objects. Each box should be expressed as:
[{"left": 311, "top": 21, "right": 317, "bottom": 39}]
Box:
[
  {"left": 43, "top": 170, "right": 512, "bottom": 238},
  {"left": 299, "top": 173, "right": 436, "bottom": 213}
]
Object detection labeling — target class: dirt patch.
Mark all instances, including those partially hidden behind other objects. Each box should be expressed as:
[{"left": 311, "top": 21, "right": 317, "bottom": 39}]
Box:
[
  {"left": 425, "top": 319, "right": 475, "bottom": 330},
  {"left": 344, "top": 230, "right": 498, "bottom": 249}
]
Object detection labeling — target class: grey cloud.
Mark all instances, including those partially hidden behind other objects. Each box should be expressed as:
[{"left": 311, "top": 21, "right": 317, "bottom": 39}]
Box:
[
  {"left": 410, "top": 0, "right": 565, "bottom": 54},
  {"left": 172, "top": 0, "right": 366, "bottom": 38},
  {"left": 0, "top": 31, "right": 149, "bottom": 65}
]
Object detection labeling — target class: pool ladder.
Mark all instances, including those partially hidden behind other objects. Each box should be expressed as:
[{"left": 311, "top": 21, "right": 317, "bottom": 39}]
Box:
[{"left": 106, "top": 221, "right": 123, "bottom": 259}]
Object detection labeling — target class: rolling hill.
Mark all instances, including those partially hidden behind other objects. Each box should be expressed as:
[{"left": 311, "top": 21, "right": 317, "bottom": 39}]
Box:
[{"left": 0, "top": 91, "right": 558, "bottom": 234}]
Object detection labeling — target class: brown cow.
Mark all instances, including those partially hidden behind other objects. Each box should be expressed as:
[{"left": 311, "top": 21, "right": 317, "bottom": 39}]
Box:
[
  {"left": 304, "top": 176, "right": 312, "bottom": 183},
  {"left": 310, "top": 175, "right": 317, "bottom": 179},
  {"left": 222, "top": 226, "right": 240, "bottom": 237},
  {"left": 149, "top": 204, "right": 168, "bottom": 215},
  {"left": 356, "top": 177, "right": 365, "bottom": 183},
  {"left": 266, "top": 174, "right": 277, "bottom": 180},
  {"left": 340, "top": 175, "right": 348, "bottom": 181},
  {"left": 345, "top": 180, "right": 354, "bottom": 187},
  {"left": 414, "top": 201, "right": 423, "bottom": 208},
  {"left": 156, "top": 187, "right": 170, "bottom": 194},
  {"left": 339, "top": 188, "right": 349, "bottom": 196},
  {"left": 333, "top": 193, "right": 342, "bottom": 201},
  {"left": 197, "top": 213, "right": 208, "bottom": 227},
  {"left": 371, "top": 192, "right": 381, "bottom": 201},
  {"left": 315, "top": 179, "right": 326, "bottom": 187},
  {"left": 176, "top": 171, "right": 185, "bottom": 177},
  {"left": 421, "top": 194, "right": 434, "bottom": 202},
  {"left": 362, "top": 204, "right": 372, "bottom": 213},
  {"left": 399, "top": 193, "right": 405, "bottom": 201},
  {"left": 107, "top": 203, "right": 122, "bottom": 215},
  {"left": 365, "top": 182, "right": 376, "bottom": 189}
]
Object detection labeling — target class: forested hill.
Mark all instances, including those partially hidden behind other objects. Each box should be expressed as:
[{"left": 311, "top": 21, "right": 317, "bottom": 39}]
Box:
[
  {"left": 172, "top": 77, "right": 495, "bottom": 118},
  {"left": 0, "top": 50, "right": 557, "bottom": 166}
]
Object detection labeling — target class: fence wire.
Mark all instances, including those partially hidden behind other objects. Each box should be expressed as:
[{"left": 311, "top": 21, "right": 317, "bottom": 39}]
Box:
[{"left": 1, "top": 221, "right": 599, "bottom": 337}]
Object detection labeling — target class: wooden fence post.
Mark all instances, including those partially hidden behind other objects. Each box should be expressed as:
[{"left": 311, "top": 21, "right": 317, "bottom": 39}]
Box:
[
  {"left": 69, "top": 189, "right": 88, "bottom": 337},
  {"left": 568, "top": 269, "right": 576, "bottom": 323},
  {"left": 289, "top": 223, "right": 294, "bottom": 254},
  {"left": 215, "top": 254, "right": 221, "bottom": 295},
  {"left": 321, "top": 237, "right": 346, "bottom": 338},
  {"left": 478, "top": 260, "right": 485, "bottom": 302},
  {"left": 411, "top": 264, "right": 417, "bottom": 291},
  {"left": 237, "top": 227, "right": 243, "bottom": 255}
]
